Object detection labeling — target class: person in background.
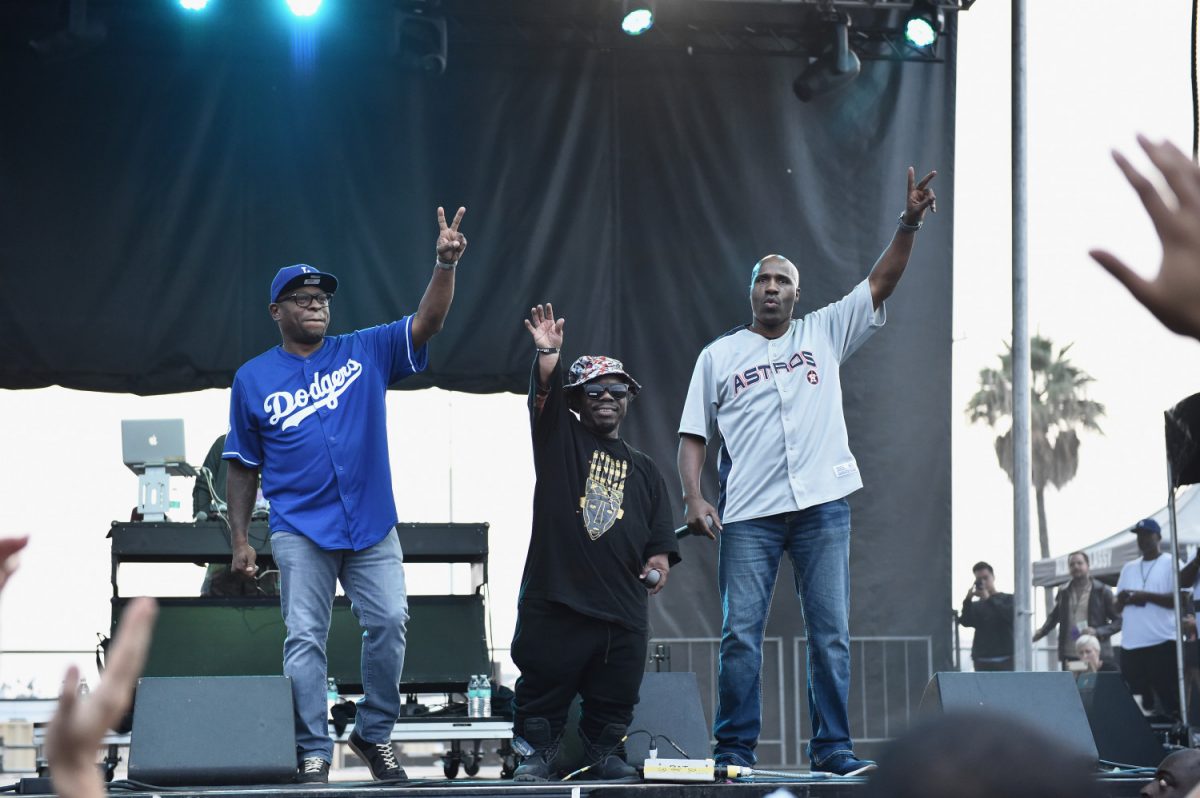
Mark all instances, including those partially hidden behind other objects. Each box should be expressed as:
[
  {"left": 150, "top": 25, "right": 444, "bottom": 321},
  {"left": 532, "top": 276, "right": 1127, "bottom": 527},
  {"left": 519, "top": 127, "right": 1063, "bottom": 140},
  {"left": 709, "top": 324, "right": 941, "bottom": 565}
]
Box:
[
  {"left": 1074, "top": 634, "right": 1116, "bottom": 673},
  {"left": 959, "top": 562, "right": 1014, "bottom": 671},
  {"left": 1033, "top": 550, "right": 1121, "bottom": 669},
  {"left": 192, "top": 433, "right": 278, "bottom": 597},
  {"left": 1116, "top": 518, "right": 1182, "bottom": 719}
]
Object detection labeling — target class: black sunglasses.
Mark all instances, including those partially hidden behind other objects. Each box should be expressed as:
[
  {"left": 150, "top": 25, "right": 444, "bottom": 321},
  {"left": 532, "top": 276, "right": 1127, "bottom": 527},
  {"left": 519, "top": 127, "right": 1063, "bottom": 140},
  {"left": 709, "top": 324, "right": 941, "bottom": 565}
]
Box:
[{"left": 582, "top": 383, "right": 632, "bottom": 400}]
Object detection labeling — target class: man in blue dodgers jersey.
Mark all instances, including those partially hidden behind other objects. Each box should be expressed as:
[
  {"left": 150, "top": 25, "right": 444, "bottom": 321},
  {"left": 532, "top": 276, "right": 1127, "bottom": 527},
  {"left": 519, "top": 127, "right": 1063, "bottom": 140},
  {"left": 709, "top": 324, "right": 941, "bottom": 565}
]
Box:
[
  {"left": 223, "top": 207, "right": 468, "bottom": 784},
  {"left": 677, "top": 168, "right": 937, "bottom": 776}
]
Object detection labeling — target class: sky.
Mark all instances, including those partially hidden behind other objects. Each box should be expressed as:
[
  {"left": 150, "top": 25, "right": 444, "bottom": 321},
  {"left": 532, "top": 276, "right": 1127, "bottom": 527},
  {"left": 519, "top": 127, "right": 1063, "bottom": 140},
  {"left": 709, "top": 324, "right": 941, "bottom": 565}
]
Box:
[{"left": 3, "top": 0, "right": 1200, "bottom": 692}]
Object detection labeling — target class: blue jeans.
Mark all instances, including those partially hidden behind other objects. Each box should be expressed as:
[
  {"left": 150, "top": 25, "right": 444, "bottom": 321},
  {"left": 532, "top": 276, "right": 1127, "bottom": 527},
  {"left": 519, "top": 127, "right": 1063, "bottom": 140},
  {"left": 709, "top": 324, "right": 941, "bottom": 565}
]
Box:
[
  {"left": 271, "top": 529, "right": 409, "bottom": 761},
  {"left": 714, "top": 500, "right": 853, "bottom": 767}
]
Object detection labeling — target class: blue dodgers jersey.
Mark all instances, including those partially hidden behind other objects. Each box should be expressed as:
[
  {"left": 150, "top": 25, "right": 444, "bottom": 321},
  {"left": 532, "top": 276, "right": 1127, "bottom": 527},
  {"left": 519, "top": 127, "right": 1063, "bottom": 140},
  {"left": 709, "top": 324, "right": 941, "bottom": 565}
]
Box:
[{"left": 223, "top": 316, "right": 427, "bottom": 551}]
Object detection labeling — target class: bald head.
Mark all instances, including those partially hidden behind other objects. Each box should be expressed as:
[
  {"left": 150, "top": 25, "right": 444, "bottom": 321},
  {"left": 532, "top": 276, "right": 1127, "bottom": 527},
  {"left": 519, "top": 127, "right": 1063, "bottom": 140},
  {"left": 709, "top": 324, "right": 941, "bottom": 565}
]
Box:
[
  {"left": 1141, "top": 749, "right": 1200, "bottom": 798},
  {"left": 749, "top": 254, "right": 799, "bottom": 291}
]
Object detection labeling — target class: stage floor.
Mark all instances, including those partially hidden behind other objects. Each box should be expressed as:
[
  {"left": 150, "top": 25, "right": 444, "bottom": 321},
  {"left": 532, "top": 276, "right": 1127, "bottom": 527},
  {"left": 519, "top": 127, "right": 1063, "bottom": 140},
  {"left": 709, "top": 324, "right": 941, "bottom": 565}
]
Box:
[{"left": 9, "top": 768, "right": 1153, "bottom": 798}]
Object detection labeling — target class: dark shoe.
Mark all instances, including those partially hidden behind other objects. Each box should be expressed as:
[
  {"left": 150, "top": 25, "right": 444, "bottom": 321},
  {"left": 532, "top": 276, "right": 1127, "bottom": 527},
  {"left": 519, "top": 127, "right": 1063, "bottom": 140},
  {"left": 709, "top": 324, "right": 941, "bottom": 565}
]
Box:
[
  {"left": 578, "top": 723, "right": 639, "bottom": 782},
  {"left": 812, "top": 753, "right": 876, "bottom": 776},
  {"left": 512, "top": 717, "right": 562, "bottom": 783},
  {"left": 347, "top": 730, "right": 408, "bottom": 781},
  {"left": 296, "top": 757, "right": 330, "bottom": 784}
]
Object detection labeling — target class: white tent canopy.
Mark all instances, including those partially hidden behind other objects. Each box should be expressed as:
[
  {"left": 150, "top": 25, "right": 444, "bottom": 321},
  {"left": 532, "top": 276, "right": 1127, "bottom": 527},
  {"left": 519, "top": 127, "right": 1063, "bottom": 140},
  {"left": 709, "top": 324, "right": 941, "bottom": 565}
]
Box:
[{"left": 1032, "top": 485, "right": 1200, "bottom": 588}]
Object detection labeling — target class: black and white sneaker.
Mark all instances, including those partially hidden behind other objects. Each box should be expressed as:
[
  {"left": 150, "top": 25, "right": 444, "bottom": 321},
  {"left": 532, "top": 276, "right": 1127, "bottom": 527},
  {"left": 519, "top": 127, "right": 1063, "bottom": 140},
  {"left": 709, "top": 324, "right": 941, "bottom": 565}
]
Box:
[
  {"left": 348, "top": 730, "right": 408, "bottom": 781},
  {"left": 296, "top": 757, "right": 330, "bottom": 784}
]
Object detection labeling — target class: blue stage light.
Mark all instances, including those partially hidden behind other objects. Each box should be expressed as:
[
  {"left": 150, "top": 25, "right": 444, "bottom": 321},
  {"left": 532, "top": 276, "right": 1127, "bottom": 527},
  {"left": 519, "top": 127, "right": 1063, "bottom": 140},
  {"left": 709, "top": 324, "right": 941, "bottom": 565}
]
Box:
[
  {"left": 621, "top": 8, "right": 653, "bottom": 36},
  {"left": 179, "top": 0, "right": 209, "bottom": 10},
  {"left": 286, "top": 0, "right": 323, "bottom": 18},
  {"left": 904, "top": 17, "right": 937, "bottom": 48}
]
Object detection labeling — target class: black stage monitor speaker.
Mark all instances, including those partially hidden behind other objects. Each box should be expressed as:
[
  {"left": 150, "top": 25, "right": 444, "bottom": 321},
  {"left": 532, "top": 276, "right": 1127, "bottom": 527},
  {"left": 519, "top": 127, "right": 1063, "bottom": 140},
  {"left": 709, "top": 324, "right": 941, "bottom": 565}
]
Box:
[
  {"left": 919, "top": 672, "right": 1098, "bottom": 763},
  {"left": 1076, "top": 672, "right": 1166, "bottom": 768},
  {"left": 561, "top": 671, "right": 710, "bottom": 768},
  {"left": 129, "top": 676, "right": 296, "bottom": 786}
]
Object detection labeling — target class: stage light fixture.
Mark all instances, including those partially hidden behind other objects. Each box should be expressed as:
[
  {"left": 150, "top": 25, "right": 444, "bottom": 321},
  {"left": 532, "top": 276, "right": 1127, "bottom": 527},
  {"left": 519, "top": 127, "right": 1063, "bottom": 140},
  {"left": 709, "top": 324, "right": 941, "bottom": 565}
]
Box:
[
  {"left": 621, "top": 4, "right": 654, "bottom": 37},
  {"left": 792, "top": 17, "right": 860, "bottom": 103},
  {"left": 179, "top": 0, "right": 210, "bottom": 10},
  {"left": 903, "top": 2, "right": 945, "bottom": 49},
  {"left": 286, "top": 0, "right": 322, "bottom": 18},
  {"left": 392, "top": 3, "right": 448, "bottom": 75}
]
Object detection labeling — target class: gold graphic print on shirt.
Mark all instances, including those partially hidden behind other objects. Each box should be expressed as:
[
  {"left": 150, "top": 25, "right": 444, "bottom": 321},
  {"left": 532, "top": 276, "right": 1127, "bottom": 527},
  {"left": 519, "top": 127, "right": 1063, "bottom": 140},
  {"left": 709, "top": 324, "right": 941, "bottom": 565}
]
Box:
[{"left": 580, "top": 450, "right": 628, "bottom": 540}]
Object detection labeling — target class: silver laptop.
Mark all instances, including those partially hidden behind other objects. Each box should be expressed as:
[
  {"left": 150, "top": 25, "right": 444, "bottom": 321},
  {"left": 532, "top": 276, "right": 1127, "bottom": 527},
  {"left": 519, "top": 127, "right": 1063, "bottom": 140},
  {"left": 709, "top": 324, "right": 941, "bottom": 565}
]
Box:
[{"left": 121, "top": 419, "right": 187, "bottom": 470}]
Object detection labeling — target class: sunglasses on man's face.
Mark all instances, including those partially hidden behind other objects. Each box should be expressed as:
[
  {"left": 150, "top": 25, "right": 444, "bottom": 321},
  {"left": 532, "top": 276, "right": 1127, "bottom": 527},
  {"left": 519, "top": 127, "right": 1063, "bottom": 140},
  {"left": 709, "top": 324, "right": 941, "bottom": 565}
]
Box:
[{"left": 582, "top": 382, "right": 632, "bottom": 400}]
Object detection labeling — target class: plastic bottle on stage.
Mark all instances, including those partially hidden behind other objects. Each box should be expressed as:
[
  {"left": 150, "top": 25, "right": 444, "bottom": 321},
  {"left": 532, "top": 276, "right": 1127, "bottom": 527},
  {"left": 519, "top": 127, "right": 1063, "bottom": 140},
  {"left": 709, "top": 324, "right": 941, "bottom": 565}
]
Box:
[
  {"left": 480, "top": 675, "right": 491, "bottom": 718},
  {"left": 467, "top": 675, "right": 481, "bottom": 718},
  {"left": 326, "top": 677, "right": 338, "bottom": 719}
]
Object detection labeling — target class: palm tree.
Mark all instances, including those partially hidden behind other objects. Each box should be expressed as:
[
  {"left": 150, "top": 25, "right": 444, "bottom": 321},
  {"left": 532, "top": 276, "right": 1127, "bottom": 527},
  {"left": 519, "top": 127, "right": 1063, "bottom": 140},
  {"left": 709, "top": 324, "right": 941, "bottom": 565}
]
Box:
[{"left": 966, "top": 335, "right": 1106, "bottom": 617}]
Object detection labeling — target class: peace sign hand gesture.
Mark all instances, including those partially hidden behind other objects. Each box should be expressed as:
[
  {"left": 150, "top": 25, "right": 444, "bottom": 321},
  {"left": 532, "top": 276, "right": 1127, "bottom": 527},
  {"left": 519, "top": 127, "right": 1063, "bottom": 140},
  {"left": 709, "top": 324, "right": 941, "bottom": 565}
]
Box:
[
  {"left": 903, "top": 167, "right": 938, "bottom": 227},
  {"left": 436, "top": 206, "right": 468, "bottom": 264}
]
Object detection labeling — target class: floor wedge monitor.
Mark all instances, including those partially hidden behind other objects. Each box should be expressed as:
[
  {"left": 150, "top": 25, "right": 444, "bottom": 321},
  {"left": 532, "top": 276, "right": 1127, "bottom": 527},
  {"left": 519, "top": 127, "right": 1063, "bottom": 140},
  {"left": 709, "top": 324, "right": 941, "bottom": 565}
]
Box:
[{"left": 129, "top": 675, "right": 296, "bottom": 786}]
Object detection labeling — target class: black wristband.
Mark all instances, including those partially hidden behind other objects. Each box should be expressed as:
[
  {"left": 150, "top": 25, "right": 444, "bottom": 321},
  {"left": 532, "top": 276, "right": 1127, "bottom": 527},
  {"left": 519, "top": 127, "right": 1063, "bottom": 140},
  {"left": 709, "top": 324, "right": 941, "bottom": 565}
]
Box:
[{"left": 536, "top": 347, "right": 559, "bottom": 355}]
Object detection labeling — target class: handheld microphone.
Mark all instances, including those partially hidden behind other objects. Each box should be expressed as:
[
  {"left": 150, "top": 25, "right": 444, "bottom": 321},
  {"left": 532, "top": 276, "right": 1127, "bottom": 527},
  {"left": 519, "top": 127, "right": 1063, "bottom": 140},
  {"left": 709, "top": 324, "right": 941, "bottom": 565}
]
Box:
[
  {"left": 643, "top": 569, "right": 661, "bottom": 588},
  {"left": 674, "top": 515, "right": 717, "bottom": 539}
]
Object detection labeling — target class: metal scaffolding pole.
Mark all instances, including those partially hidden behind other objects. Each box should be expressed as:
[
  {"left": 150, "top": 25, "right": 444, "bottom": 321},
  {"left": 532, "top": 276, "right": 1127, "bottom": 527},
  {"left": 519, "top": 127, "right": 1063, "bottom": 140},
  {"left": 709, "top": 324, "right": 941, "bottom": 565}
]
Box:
[{"left": 1011, "top": 0, "right": 1034, "bottom": 672}]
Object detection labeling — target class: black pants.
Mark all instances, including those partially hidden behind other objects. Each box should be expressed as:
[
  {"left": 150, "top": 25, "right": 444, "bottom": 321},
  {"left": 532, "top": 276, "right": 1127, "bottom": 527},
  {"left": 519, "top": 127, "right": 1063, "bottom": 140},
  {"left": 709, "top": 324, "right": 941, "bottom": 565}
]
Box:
[
  {"left": 1121, "top": 641, "right": 1180, "bottom": 718},
  {"left": 973, "top": 657, "right": 1014, "bottom": 672},
  {"left": 511, "top": 598, "right": 647, "bottom": 743}
]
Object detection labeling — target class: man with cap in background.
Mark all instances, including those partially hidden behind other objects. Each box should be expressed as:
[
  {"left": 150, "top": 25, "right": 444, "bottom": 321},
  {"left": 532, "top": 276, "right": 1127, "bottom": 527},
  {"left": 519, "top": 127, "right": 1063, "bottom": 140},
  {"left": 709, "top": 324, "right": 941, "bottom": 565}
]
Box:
[
  {"left": 223, "top": 207, "right": 468, "bottom": 783},
  {"left": 1116, "top": 518, "right": 1181, "bottom": 719},
  {"left": 510, "top": 303, "right": 680, "bottom": 783}
]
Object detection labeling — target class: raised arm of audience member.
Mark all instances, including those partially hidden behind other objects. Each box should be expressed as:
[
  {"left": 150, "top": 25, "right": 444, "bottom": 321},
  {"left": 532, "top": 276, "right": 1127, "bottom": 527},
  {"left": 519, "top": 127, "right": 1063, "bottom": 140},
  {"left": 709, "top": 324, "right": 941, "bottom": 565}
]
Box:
[
  {"left": 46, "top": 598, "right": 157, "bottom": 798},
  {"left": 1090, "top": 136, "right": 1200, "bottom": 339},
  {"left": 0, "top": 536, "right": 28, "bottom": 591}
]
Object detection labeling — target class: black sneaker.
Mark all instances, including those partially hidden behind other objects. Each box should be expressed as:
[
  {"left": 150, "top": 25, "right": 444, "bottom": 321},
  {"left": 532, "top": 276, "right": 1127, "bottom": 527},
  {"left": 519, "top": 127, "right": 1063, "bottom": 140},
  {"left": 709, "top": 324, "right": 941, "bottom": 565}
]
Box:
[
  {"left": 348, "top": 730, "right": 408, "bottom": 781},
  {"left": 296, "top": 757, "right": 330, "bottom": 784},
  {"left": 812, "top": 753, "right": 876, "bottom": 777}
]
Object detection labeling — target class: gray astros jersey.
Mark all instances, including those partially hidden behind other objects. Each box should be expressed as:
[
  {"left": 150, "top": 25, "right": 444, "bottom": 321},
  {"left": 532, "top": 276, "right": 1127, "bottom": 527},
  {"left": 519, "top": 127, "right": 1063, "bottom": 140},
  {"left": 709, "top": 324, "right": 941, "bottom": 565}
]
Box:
[{"left": 678, "top": 279, "right": 884, "bottom": 524}]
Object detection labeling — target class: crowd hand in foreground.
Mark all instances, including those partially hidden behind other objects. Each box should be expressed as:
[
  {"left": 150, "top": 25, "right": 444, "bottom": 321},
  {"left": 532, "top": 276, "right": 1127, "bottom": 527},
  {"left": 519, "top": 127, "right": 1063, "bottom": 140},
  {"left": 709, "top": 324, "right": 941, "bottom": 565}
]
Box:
[
  {"left": 46, "top": 598, "right": 157, "bottom": 798},
  {"left": 1091, "top": 136, "right": 1200, "bottom": 340}
]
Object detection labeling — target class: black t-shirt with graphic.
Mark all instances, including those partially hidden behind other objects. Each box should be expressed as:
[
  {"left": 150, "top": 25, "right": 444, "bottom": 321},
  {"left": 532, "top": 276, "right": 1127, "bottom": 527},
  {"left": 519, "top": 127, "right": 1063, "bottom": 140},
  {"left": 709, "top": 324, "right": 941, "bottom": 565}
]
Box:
[{"left": 521, "top": 357, "right": 681, "bottom": 633}]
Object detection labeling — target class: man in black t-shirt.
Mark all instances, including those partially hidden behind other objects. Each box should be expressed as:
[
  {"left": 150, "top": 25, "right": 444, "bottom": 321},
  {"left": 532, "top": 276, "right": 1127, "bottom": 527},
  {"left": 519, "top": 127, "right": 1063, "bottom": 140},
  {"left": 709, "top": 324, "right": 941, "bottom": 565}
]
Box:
[
  {"left": 512, "top": 303, "right": 681, "bottom": 783},
  {"left": 959, "top": 561, "right": 1015, "bottom": 671}
]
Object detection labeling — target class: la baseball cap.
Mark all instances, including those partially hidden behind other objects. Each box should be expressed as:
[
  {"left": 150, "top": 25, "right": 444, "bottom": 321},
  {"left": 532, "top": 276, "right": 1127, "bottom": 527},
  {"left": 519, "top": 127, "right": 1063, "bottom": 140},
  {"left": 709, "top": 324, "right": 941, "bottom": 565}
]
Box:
[
  {"left": 1131, "top": 518, "right": 1162, "bottom": 535},
  {"left": 564, "top": 355, "right": 642, "bottom": 394},
  {"left": 270, "top": 264, "right": 339, "bottom": 303}
]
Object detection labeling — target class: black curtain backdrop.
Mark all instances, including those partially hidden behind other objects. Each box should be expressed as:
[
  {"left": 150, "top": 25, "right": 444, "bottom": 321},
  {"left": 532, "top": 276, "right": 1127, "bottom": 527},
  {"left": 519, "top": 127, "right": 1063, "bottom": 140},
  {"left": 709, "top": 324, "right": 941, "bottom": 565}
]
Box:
[{"left": 1, "top": 1, "right": 955, "bottom": 752}]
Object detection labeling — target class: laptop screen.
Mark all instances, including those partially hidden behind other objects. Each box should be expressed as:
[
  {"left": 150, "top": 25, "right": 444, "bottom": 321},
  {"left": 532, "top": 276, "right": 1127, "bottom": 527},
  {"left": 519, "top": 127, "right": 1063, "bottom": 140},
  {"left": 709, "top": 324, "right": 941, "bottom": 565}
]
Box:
[{"left": 121, "top": 419, "right": 186, "bottom": 467}]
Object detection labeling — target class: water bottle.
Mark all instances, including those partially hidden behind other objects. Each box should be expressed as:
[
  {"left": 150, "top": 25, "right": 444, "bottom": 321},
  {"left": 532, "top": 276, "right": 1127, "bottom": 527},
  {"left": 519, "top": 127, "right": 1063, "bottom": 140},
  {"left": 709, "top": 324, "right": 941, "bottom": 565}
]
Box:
[
  {"left": 326, "top": 677, "right": 338, "bottom": 719},
  {"left": 480, "top": 674, "right": 491, "bottom": 718},
  {"left": 467, "top": 675, "right": 480, "bottom": 718}
]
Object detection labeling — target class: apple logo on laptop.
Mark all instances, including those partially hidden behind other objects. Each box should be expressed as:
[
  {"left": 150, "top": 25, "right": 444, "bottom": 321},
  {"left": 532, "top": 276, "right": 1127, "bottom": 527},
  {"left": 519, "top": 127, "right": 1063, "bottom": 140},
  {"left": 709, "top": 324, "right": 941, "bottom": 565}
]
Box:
[{"left": 148, "top": 435, "right": 158, "bottom": 447}]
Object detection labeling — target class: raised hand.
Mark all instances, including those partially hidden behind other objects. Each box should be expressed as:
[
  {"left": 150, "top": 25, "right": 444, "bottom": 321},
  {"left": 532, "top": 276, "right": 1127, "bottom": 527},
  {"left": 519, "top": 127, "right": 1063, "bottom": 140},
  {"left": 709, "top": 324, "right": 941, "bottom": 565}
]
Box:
[
  {"left": 0, "top": 536, "right": 28, "bottom": 593},
  {"left": 1090, "top": 136, "right": 1200, "bottom": 339},
  {"left": 48, "top": 597, "right": 157, "bottom": 798},
  {"left": 903, "top": 167, "right": 937, "bottom": 226},
  {"left": 436, "top": 206, "right": 468, "bottom": 264},
  {"left": 524, "top": 303, "right": 564, "bottom": 349}
]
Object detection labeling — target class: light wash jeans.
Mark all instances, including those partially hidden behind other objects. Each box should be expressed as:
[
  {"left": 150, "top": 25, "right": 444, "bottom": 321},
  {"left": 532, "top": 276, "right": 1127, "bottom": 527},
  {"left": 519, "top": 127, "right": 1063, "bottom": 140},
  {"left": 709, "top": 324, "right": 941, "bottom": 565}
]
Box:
[
  {"left": 271, "top": 529, "right": 409, "bottom": 761},
  {"left": 714, "top": 499, "right": 853, "bottom": 767}
]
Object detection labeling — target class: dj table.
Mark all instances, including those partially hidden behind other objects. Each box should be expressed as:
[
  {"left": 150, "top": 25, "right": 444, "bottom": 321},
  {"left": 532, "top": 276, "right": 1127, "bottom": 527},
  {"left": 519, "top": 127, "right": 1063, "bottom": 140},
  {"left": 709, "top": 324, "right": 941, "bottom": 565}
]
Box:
[{"left": 107, "top": 521, "right": 491, "bottom": 693}]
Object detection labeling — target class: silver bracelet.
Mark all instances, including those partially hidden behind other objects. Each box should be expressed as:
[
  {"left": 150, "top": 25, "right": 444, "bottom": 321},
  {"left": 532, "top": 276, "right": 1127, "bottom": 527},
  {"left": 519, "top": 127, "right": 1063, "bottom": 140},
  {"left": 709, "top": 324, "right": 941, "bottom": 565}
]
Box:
[
  {"left": 897, "top": 213, "right": 922, "bottom": 232},
  {"left": 435, "top": 259, "right": 457, "bottom": 271},
  {"left": 536, "top": 347, "right": 559, "bottom": 355}
]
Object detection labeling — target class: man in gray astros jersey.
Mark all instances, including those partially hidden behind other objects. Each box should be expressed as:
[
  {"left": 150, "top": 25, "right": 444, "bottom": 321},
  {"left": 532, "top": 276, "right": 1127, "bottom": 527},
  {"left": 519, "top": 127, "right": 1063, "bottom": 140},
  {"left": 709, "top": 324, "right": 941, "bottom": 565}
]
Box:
[{"left": 677, "top": 167, "right": 937, "bottom": 776}]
